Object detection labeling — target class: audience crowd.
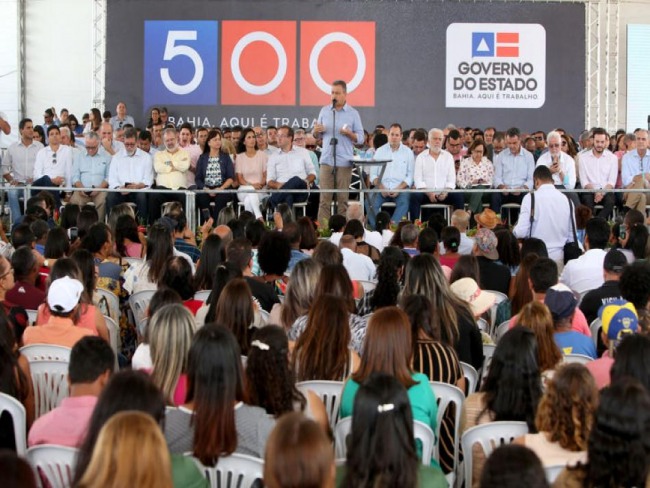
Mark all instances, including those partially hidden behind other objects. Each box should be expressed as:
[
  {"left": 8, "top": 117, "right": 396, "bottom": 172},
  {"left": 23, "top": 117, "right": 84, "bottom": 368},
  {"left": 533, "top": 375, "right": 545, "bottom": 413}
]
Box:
[{"left": 2, "top": 106, "right": 650, "bottom": 487}]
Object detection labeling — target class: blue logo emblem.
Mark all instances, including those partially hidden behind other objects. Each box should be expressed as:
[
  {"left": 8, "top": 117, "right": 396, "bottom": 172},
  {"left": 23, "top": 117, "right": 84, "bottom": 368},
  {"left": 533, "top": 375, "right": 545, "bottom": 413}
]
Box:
[{"left": 472, "top": 32, "right": 494, "bottom": 57}]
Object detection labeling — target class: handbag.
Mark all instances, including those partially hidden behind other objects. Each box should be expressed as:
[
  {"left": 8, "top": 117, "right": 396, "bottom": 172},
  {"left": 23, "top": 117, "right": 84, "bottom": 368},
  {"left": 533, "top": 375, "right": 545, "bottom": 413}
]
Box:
[{"left": 563, "top": 197, "right": 583, "bottom": 264}]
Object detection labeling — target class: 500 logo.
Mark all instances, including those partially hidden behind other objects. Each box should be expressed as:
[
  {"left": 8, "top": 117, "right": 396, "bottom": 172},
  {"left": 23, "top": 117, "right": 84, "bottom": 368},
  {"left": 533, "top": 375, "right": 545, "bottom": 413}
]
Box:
[{"left": 144, "top": 20, "right": 375, "bottom": 108}]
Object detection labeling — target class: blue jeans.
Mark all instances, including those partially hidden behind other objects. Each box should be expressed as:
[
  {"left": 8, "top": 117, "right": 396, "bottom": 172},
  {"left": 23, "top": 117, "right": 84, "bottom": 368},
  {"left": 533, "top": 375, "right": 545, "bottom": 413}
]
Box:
[
  {"left": 6, "top": 186, "right": 26, "bottom": 225},
  {"left": 367, "top": 191, "right": 410, "bottom": 228},
  {"left": 32, "top": 175, "right": 62, "bottom": 208},
  {"left": 268, "top": 176, "right": 308, "bottom": 209}
]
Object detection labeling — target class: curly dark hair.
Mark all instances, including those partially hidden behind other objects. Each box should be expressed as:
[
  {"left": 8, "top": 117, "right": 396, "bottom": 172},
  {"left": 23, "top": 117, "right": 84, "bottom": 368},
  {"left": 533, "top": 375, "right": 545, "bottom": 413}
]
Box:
[
  {"left": 620, "top": 261, "right": 650, "bottom": 332},
  {"left": 246, "top": 326, "right": 305, "bottom": 417},
  {"left": 371, "top": 246, "right": 406, "bottom": 311},
  {"left": 581, "top": 377, "right": 650, "bottom": 487},
  {"left": 535, "top": 363, "right": 598, "bottom": 451}
]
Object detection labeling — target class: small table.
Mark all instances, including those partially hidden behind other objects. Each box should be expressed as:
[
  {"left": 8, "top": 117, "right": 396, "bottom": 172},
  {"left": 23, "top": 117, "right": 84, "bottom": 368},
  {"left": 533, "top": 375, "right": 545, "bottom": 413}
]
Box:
[{"left": 350, "top": 158, "right": 391, "bottom": 223}]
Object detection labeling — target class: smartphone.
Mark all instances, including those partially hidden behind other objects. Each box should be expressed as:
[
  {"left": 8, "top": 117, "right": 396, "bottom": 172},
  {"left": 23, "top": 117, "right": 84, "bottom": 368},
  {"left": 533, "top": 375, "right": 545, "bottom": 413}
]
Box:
[
  {"left": 201, "top": 208, "right": 210, "bottom": 221},
  {"left": 619, "top": 225, "right": 626, "bottom": 241},
  {"left": 68, "top": 227, "right": 79, "bottom": 240}
]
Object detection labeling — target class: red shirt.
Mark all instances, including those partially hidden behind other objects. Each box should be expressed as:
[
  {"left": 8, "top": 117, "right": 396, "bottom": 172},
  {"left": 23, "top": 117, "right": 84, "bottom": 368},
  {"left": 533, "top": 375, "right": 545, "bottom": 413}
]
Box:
[{"left": 6, "top": 281, "right": 46, "bottom": 311}]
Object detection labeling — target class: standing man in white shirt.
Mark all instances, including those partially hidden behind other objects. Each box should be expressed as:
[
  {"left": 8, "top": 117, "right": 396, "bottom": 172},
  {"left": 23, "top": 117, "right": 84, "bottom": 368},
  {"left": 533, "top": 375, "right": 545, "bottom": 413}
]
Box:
[
  {"left": 107, "top": 128, "right": 154, "bottom": 222},
  {"left": 367, "top": 124, "right": 414, "bottom": 228},
  {"left": 578, "top": 127, "right": 618, "bottom": 219},
  {"left": 3, "top": 118, "right": 43, "bottom": 224},
  {"left": 621, "top": 129, "right": 650, "bottom": 213},
  {"left": 109, "top": 102, "right": 135, "bottom": 131},
  {"left": 33, "top": 125, "right": 73, "bottom": 208},
  {"left": 536, "top": 130, "right": 580, "bottom": 207},
  {"left": 409, "top": 128, "right": 462, "bottom": 221},
  {"left": 266, "top": 125, "right": 316, "bottom": 210},
  {"left": 513, "top": 165, "right": 575, "bottom": 265}
]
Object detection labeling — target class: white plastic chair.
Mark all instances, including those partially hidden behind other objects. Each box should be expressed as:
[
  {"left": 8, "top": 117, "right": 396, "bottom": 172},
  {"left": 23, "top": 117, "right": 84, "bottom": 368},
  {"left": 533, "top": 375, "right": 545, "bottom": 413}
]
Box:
[
  {"left": 485, "top": 290, "right": 508, "bottom": 334},
  {"left": 259, "top": 309, "right": 270, "bottom": 325},
  {"left": 357, "top": 280, "right": 377, "bottom": 294},
  {"left": 122, "top": 256, "right": 144, "bottom": 267},
  {"left": 563, "top": 353, "right": 594, "bottom": 365},
  {"left": 190, "top": 453, "right": 264, "bottom": 488},
  {"left": 194, "top": 290, "right": 211, "bottom": 302},
  {"left": 482, "top": 343, "right": 496, "bottom": 380},
  {"left": 461, "top": 421, "right": 529, "bottom": 488},
  {"left": 495, "top": 320, "right": 510, "bottom": 343},
  {"left": 590, "top": 318, "right": 602, "bottom": 346},
  {"left": 545, "top": 464, "right": 566, "bottom": 483},
  {"left": 296, "top": 380, "right": 344, "bottom": 431},
  {"left": 27, "top": 444, "right": 78, "bottom": 488},
  {"left": 0, "top": 392, "right": 27, "bottom": 455},
  {"left": 20, "top": 344, "right": 71, "bottom": 418},
  {"left": 26, "top": 309, "right": 38, "bottom": 326},
  {"left": 333, "top": 417, "right": 435, "bottom": 466},
  {"left": 460, "top": 362, "right": 479, "bottom": 395},
  {"left": 430, "top": 381, "right": 464, "bottom": 480},
  {"left": 103, "top": 315, "right": 120, "bottom": 370},
  {"left": 95, "top": 288, "right": 120, "bottom": 321},
  {"left": 128, "top": 290, "right": 156, "bottom": 332}
]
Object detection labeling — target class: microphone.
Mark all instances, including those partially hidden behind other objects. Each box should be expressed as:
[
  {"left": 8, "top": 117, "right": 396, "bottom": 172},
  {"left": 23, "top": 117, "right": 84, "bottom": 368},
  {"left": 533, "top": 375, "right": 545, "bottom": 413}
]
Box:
[{"left": 332, "top": 98, "right": 337, "bottom": 109}]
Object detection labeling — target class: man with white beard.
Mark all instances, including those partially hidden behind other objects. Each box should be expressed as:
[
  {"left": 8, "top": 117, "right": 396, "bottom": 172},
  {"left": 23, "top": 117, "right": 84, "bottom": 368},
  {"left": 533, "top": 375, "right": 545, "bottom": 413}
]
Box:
[
  {"left": 409, "top": 128, "right": 463, "bottom": 221},
  {"left": 106, "top": 128, "right": 154, "bottom": 221}
]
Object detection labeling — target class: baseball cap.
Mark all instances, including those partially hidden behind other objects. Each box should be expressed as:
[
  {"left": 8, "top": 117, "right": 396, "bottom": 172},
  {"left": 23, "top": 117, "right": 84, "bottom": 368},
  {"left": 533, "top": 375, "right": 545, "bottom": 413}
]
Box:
[
  {"left": 474, "top": 228, "right": 499, "bottom": 260},
  {"left": 599, "top": 300, "right": 638, "bottom": 347},
  {"left": 47, "top": 276, "right": 84, "bottom": 313},
  {"left": 544, "top": 284, "right": 578, "bottom": 321},
  {"left": 603, "top": 249, "right": 627, "bottom": 273}
]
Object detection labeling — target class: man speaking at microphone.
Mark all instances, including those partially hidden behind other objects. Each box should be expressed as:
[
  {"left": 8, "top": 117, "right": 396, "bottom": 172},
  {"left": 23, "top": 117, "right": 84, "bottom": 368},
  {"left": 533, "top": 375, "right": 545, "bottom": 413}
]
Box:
[{"left": 313, "top": 80, "right": 365, "bottom": 226}]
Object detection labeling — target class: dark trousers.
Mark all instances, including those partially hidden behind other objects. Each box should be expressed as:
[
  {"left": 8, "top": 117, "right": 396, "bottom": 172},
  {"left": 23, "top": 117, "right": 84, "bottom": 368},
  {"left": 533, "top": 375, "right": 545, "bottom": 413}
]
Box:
[
  {"left": 32, "top": 176, "right": 62, "bottom": 208},
  {"left": 491, "top": 191, "right": 525, "bottom": 214},
  {"left": 196, "top": 192, "right": 234, "bottom": 223},
  {"left": 409, "top": 191, "right": 464, "bottom": 222},
  {"left": 148, "top": 186, "right": 186, "bottom": 223},
  {"left": 268, "top": 176, "right": 308, "bottom": 209},
  {"left": 106, "top": 190, "right": 149, "bottom": 223},
  {"left": 581, "top": 191, "right": 615, "bottom": 220}
]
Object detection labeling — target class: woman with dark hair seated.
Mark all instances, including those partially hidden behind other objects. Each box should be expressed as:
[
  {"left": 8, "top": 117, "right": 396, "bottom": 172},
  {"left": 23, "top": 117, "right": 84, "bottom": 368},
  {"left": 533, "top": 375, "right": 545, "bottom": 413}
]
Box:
[
  {"left": 554, "top": 377, "right": 650, "bottom": 487},
  {"left": 246, "top": 326, "right": 328, "bottom": 431},
  {"left": 461, "top": 326, "right": 543, "bottom": 487},
  {"left": 338, "top": 373, "right": 447, "bottom": 487},
  {"left": 193, "top": 234, "right": 223, "bottom": 292},
  {"left": 340, "top": 307, "right": 439, "bottom": 467},
  {"left": 114, "top": 214, "right": 145, "bottom": 258},
  {"left": 253, "top": 230, "right": 291, "bottom": 296},
  {"left": 164, "top": 324, "right": 275, "bottom": 461},
  {"left": 160, "top": 256, "right": 201, "bottom": 316},
  {"left": 124, "top": 223, "right": 174, "bottom": 294},
  {"left": 480, "top": 444, "right": 548, "bottom": 488}
]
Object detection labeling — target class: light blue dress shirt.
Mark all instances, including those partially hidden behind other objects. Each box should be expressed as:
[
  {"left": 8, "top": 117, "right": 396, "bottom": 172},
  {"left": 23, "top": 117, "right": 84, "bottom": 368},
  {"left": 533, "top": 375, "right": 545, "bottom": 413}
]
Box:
[
  {"left": 493, "top": 147, "right": 535, "bottom": 189},
  {"left": 317, "top": 103, "right": 364, "bottom": 168},
  {"left": 71, "top": 151, "right": 111, "bottom": 187},
  {"left": 371, "top": 143, "right": 415, "bottom": 189},
  {"left": 621, "top": 150, "right": 650, "bottom": 187}
]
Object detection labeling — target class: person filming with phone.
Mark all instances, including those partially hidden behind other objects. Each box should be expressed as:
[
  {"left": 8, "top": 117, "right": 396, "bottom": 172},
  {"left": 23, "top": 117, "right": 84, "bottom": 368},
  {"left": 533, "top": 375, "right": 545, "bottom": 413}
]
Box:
[{"left": 536, "top": 130, "right": 580, "bottom": 208}]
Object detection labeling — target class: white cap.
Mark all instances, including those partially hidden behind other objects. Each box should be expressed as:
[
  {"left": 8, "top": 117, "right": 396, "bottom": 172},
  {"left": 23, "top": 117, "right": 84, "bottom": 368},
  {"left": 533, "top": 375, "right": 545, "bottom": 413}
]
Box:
[{"left": 47, "top": 276, "right": 84, "bottom": 313}]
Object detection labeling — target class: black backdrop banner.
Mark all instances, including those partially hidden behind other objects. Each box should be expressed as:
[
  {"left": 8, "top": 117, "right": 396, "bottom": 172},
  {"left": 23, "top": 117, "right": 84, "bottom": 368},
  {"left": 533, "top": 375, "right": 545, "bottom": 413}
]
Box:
[{"left": 105, "top": 0, "right": 586, "bottom": 134}]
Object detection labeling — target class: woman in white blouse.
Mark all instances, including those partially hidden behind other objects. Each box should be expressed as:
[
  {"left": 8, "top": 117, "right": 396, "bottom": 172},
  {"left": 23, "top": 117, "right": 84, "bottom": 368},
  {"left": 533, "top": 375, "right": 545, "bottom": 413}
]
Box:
[{"left": 456, "top": 140, "right": 494, "bottom": 216}]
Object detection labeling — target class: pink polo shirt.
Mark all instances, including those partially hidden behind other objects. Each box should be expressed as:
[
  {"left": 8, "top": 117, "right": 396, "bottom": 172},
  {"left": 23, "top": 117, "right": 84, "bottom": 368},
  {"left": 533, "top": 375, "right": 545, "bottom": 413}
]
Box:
[
  {"left": 585, "top": 352, "right": 615, "bottom": 390},
  {"left": 509, "top": 297, "right": 591, "bottom": 337},
  {"left": 28, "top": 395, "right": 98, "bottom": 447},
  {"left": 22, "top": 316, "right": 94, "bottom": 348}
]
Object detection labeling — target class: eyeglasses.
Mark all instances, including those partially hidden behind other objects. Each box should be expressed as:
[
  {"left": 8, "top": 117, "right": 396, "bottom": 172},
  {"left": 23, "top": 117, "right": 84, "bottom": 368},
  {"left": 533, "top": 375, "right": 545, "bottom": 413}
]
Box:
[
  {"left": 86, "top": 145, "right": 99, "bottom": 151},
  {"left": 533, "top": 136, "right": 544, "bottom": 141},
  {"left": 306, "top": 144, "right": 317, "bottom": 150},
  {"left": 548, "top": 143, "right": 561, "bottom": 148},
  {"left": 561, "top": 141, "right": 568, "bottom": 146},
  {"left": 52, "top": 152, "right": 57, "bottom": 163}
]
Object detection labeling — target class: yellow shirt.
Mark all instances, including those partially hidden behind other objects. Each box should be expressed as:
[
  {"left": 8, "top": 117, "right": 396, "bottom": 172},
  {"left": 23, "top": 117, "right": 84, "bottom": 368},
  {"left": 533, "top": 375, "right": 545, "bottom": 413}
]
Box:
[{"left": 154, "top": 148, "right": 190, "bottom": 189}]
